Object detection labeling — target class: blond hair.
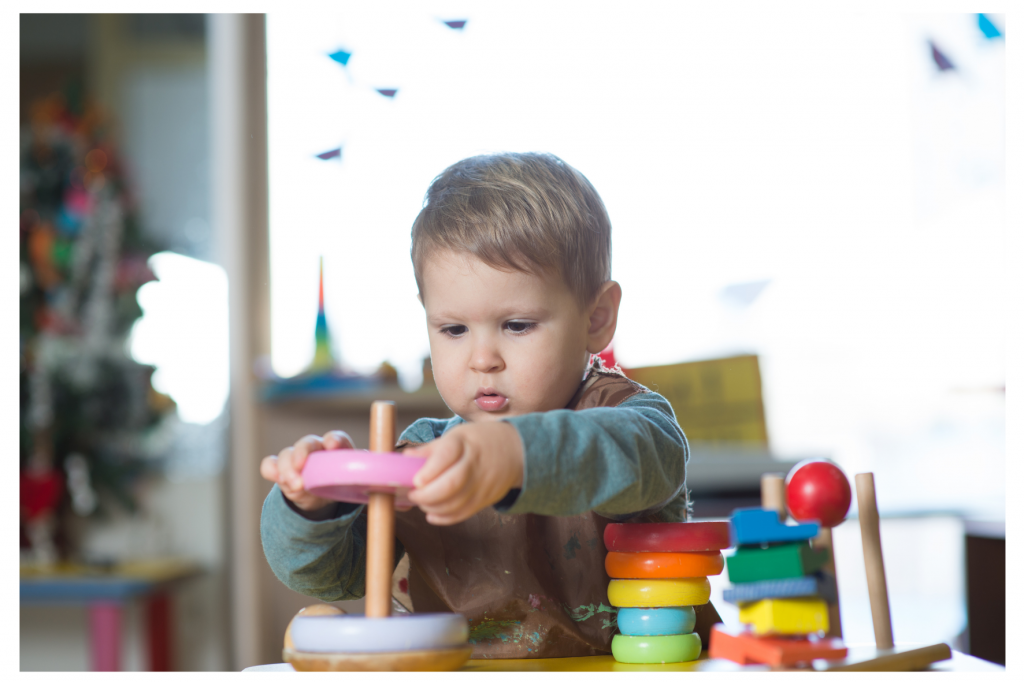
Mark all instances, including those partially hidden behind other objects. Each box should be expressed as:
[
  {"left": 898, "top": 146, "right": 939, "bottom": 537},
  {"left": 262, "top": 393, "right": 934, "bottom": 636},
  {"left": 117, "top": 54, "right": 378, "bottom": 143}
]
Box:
[{"left": 411, "top": 152, "right": 611, "bottom": 308}]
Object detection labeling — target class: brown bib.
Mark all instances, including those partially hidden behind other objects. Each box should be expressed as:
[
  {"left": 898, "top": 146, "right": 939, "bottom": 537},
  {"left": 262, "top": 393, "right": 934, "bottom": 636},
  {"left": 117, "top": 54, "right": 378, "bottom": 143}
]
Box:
[{"left": 393, "top": 362, "right": 720, "bottom": 658}]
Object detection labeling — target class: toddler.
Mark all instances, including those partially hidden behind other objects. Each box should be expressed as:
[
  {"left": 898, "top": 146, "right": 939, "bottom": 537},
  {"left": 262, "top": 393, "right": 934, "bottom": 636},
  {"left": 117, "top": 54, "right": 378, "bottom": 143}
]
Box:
[{"left": 260, "top": 152, "right": 709, "bottom": 658}]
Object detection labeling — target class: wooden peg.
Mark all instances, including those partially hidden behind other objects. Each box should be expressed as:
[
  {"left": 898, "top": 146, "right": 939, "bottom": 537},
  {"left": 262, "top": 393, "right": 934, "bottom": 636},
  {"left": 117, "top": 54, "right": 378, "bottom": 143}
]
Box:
[
  {"left": 814, "top": 527, "right": 843, "bottom": 639},
  {"left": 855, "top": 473, "right": 894, "bottom": 649},
  {"left": 760, "top": 474, "right": 787, "bottom": 522},
  {"left": 365, "top": 401, "right": 396, "bottom": 619}
]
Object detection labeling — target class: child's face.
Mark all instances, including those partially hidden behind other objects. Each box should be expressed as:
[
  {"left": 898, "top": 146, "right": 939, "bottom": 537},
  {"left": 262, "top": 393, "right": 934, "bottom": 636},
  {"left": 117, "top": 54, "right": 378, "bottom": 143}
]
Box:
[{"left": 420, "top": 250, "right": 592, "bottom": 422}]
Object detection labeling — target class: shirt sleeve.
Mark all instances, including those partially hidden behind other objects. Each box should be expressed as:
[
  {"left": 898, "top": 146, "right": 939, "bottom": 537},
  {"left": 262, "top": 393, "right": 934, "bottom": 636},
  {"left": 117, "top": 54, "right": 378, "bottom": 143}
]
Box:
[{"left": 498, "top": 390, "right": 689, "bottom": 520}]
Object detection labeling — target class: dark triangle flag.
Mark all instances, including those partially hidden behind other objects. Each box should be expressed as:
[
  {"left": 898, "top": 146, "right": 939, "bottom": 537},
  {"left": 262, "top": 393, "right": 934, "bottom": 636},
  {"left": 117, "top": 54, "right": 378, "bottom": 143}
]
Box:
[
  {"left": 316, "top": 147, "right": 342, "bottom": 160},
  {"left": 376, "top": 89, "right": 398, "bottom": 98},
  {"left": 929, "top": 41, "right": 955, "bottom": 71},
  {"left": 443, "top": 20, "right": 467, "bottom": 30}
]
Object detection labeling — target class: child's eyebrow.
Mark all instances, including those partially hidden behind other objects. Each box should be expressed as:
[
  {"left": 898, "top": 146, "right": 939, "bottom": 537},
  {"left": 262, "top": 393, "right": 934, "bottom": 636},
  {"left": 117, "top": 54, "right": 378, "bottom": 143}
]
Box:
[{"left": 427, "top": 307, "right": 550, "bottom": 325}]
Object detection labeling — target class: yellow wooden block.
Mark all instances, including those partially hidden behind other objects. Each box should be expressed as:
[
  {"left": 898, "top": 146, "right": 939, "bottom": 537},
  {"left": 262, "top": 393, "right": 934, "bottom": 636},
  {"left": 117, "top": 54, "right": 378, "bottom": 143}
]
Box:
[
  {"left": 607, "top": 578, "right": 711, "bottom": 607},
  {"left": 738, "top": 598, "right": 829, "bottom": 636}
]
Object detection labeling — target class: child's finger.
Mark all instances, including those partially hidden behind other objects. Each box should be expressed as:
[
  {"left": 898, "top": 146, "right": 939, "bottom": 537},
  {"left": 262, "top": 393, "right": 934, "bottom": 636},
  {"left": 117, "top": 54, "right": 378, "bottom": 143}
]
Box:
[
  {"left": 322, "top": 430, "right": 355, "bottom": 450},
  {"left": 409, "top": 459, "right": 470, "bottom": 508},
  {"left": 290, "top": 435, "right": 325, "bottom": 473},
  {"left": 259, "top": 455, "right": 280, "bottom": 483},
  {"left": 411, "top": 440, "right": 461, "bottom": 488}
]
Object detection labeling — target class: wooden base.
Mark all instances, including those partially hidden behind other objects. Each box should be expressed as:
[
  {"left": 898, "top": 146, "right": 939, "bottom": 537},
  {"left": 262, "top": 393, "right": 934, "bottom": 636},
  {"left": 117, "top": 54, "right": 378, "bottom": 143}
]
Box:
[
  {"left": 283, "top": 645, "right": 473, "bottom": 672},
  {"left": 814, "top": 642, "right": 951, "bottom": 671}
]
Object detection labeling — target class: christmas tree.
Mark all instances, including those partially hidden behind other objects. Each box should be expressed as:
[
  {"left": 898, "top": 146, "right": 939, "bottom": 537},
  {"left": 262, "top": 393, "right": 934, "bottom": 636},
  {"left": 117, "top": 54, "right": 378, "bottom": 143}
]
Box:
[{"left": 19, "top": 84, "right": 176, "bottom": 564}]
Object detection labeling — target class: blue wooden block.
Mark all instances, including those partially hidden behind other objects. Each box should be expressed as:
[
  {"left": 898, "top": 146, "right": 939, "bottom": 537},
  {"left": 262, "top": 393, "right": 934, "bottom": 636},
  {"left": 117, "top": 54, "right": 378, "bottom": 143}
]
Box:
[
  {"left": 722, "top": 573, "right": 837, "bottom": 605},
  {"left": 730, "top": 508, "right": 819, "bottom": 546}
]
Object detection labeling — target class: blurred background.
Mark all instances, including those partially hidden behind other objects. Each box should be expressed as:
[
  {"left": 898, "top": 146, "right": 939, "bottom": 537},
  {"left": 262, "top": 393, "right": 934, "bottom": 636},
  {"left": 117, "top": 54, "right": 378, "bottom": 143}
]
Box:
[{"left": 18, "top": 6, "right": 1007, "bottom": 672}]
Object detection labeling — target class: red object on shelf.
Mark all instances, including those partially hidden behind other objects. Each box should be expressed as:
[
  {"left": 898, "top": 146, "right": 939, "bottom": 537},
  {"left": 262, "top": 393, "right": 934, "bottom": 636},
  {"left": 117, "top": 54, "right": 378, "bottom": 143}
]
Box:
[
  {"left": 709, "top": 624, "right": 848, "bottom": 666},
  {"left": 785, "top": 459, "right": 852, "bottom": 529},
  {"left": 20, "top": 470, "right": 64, "bottom": 519},
  {"left": 604, "top": 521, "right": 732, "bottom": 552}
]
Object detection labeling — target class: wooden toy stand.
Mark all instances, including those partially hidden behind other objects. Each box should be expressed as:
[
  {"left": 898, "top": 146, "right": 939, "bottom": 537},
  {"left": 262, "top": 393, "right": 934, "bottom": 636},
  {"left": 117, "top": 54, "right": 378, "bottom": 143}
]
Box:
[
  {"left": 282, "top": 401, "right": 473, "bottom": 672},
  {"left": 715, "top": 471, "right": 951, "bottom": 671}
]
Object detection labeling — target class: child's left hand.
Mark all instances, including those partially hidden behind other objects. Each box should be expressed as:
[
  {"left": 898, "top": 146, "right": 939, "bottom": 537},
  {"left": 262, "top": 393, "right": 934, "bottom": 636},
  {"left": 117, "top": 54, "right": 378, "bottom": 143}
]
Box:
[{"left": 404, "top": 421, "right": 524, "bottom": 526}]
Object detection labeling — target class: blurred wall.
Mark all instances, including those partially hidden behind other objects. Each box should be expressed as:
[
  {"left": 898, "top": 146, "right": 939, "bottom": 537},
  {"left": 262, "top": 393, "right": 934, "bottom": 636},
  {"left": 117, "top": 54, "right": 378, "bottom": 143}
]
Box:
[{"left": 19, "top": 14, "right": 229, "bottom": 671}]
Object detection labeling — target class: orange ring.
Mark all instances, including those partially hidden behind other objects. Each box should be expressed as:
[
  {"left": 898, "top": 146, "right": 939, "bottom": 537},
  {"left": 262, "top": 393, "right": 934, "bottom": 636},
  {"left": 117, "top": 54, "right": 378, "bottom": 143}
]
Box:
[{"left": 605, "top": 551, "right": 724, "bottom": 579}]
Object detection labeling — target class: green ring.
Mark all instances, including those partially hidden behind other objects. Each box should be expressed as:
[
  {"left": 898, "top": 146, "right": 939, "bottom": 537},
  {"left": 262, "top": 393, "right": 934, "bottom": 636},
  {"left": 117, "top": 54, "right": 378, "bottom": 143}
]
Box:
[{"left": 611, "top": 632, "right": 702, "bottom": 664}]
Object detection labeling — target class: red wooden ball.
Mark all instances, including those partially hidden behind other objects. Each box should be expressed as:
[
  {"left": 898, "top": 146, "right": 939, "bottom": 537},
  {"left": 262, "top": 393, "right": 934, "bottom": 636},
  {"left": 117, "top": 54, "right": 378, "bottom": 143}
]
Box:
[{"left": 785, "top": 459, "right": 852, "bottom": 528}]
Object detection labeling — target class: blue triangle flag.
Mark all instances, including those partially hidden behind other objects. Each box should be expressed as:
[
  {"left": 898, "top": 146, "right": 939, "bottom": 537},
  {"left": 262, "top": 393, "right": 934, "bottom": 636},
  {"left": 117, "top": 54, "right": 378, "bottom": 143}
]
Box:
[
  {"left": 376, "top": 89, "right": 398, "bottom": 98},
  {"left": 443, "top": 20, "right": 467, "bottom": 30},
  {"left": 978, "top": 14, "right": 1002, "bottom": 40},
  {"left": 329, "top": 50, "right": 352, "bottom": 66}
]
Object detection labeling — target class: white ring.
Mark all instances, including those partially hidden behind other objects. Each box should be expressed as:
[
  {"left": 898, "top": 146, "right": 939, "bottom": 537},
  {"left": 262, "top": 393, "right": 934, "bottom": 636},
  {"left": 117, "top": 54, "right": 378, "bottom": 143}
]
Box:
[{"left": 290, "top": 613, "right": 469, "bottom": 653}]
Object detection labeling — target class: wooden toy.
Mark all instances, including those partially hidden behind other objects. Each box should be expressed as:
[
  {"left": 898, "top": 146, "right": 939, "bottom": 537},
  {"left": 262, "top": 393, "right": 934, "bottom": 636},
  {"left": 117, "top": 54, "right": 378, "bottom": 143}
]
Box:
[
  {"left": 760, "top": 473, "right": 787, "bottom": 522},
  {"left": 855, "top": 472, "right": 893, "bottom": 649},
  {"left": 729, "top": 508, "right": 819, "bottom": 546},
  {"left": 610, "top": 633, "right": 702, "bottom": 664},
  {"left": 617, "top": 606, "right": 696, "bottom": 636},
  {"left": 607, "top": 577, "right": 710, "bottom": 607},
  {"left": 785, "top": 460, "right": 852, "bottom": 529},
  {"left": 783, "top": 462, "right": 851, "bottom": 640},
  {"left": 284, "top": 401, "right": 472, "bottom": 672},
  {"left": 709, "top": 624, "right": 848, "bottom": 666},
  {"left": 738, "top": 597, "right": 829, "bottom": 636},
  {"left": 290, "top": 612, "right": 468, "bottom": 652},
  {"left": 725, "top": 543, "right": 829, "bottom": 583},
  {"left": 605, "top": 550, "right": 723, "bottom": 579},
  {"left": 722, "top": 573, "right": 836, "bottom": 605},
  {"left": 283, "top": 604, "right": 345, "bottom": 652},
  {"left": 302, "top": 449, "right": 424, "bottom": 506},
  {"left": 604, "top": 521, "right": 731, "bottom": 553}
]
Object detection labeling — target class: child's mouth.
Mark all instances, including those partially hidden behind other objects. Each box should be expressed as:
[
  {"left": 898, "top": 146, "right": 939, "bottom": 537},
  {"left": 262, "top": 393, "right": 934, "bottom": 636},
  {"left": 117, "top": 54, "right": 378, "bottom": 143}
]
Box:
[{"left": 474, "top": 391, "right": 508, "bottom": 411}]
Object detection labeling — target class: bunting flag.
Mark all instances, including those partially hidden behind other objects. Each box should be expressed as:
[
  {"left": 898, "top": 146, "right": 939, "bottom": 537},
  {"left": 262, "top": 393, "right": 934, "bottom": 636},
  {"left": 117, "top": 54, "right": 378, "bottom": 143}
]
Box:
[
  {"left": 316, "top": 147, "right": 342, "bottom": 161},
  {"left": 328, "top": 49, "right": 352, "bottom": 66},
  {"left": 443, "top": 20, "right": 467, "bottom": 30},
  {"left": 977, "top": 14, "right": 1002, "bottom": 40},
  {"left": 376, "top": 88, "right": 398, "bottom": 98},
  {"left": 928, "top": 41, "right": 955, "bottom": 71}
]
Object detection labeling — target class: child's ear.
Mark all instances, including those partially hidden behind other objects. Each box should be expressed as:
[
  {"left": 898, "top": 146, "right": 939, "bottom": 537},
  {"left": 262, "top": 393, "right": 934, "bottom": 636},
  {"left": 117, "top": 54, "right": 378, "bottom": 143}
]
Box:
[{"left": 586, "top": 281, "right": 621, "bottom": 354}]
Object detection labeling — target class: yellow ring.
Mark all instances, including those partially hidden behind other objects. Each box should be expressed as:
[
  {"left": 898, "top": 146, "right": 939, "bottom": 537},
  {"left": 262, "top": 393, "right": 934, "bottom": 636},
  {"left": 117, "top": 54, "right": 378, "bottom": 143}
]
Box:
[{"left": 607, "top": 578, "right": 711, "bottom": 607}]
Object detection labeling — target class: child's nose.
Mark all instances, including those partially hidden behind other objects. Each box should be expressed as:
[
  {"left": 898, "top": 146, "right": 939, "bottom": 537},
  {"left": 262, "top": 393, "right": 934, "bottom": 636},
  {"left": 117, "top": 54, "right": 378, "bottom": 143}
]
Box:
[{"left": 469, "top": 339, "right": 504, "bottom": 373}]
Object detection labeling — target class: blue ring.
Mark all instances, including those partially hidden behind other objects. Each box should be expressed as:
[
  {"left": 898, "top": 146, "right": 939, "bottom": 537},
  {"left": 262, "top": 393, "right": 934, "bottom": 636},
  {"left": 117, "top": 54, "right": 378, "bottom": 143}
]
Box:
[{"left": 617, "top": 606, "right": 696, "bottom": 636}]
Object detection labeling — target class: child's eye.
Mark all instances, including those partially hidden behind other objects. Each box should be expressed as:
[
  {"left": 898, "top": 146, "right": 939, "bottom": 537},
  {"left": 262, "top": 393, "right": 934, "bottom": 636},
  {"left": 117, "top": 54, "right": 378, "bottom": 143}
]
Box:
[
  {"left": 440, "top": 325, "right": 467, "bottom": 338},
  {"left": 505, "top": 321, "right": 536, "bottom": 335}
]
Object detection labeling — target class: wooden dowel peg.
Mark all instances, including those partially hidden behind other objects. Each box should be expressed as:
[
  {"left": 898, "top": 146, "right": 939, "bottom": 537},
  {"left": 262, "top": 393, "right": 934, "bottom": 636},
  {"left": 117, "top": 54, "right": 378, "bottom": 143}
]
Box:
[
  {"left": 366, "top": 401, "right": 397, "bottom": 619},
  {"left": 760, "top": 474, "right": 787, "bottom": 522},
  {"left": 813, "top": 527, "right": 843, "bottom": 639},
  {"left": 855, "top": 473, "right": 894, "bottom": 649}
]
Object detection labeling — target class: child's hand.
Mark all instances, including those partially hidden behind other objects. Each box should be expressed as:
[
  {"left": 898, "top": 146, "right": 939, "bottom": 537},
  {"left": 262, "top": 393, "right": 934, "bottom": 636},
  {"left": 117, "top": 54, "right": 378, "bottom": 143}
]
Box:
[
  {"left": 260, "top": 431, "right": 355, "bottom": 515},
  {"left": 404, "top": 421, "right": 524, "bottom": 526}
]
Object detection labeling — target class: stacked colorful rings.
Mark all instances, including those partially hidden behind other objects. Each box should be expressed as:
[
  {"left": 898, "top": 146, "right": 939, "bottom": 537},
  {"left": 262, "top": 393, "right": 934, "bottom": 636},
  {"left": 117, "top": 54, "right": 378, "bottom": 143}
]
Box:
[{"left": 604, "top": 521, "right": 729, "bottom": 664}]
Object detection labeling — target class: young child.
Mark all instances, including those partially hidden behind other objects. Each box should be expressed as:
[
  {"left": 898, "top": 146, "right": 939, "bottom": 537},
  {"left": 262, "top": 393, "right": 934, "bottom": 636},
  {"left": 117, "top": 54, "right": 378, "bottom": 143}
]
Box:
[{"left": 260, "top": 152, "right": 710, "bottom": 659}]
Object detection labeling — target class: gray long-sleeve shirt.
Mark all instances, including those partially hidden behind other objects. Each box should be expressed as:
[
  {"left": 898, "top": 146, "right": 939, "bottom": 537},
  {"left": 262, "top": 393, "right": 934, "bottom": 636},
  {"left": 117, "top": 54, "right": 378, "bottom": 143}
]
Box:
[{"left": 260, "top": 389, "right": 689, "bottom": 602}]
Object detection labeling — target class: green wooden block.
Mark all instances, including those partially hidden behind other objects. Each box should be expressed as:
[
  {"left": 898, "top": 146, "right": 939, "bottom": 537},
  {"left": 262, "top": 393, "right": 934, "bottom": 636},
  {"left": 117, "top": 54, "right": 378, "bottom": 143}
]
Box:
[{"left": 726, "top": 543, "right": 830, "bottom": 583}]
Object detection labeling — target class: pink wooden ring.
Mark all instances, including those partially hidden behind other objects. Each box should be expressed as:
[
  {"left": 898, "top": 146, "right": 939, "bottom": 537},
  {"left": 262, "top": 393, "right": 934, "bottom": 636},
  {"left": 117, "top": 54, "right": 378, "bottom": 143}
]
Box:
[{"left": 302, "top": 449, "right": 424, "bottom": 505}]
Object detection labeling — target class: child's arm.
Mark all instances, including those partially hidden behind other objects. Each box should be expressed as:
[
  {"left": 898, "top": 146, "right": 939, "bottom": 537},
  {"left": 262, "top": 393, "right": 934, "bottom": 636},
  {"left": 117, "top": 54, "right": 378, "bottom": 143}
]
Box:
[{"left": 407, "top": 390, "right": 688, "bottom": 524}]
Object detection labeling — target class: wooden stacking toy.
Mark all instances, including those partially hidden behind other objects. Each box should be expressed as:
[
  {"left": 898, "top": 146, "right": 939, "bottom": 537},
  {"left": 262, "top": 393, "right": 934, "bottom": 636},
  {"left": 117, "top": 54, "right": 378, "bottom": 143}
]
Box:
[
  {"left": 709, "top": 463, "right": 953, "bottom": 671},
  {"left": 603, "top": 521, "right": 729, "bottom": 664},
  {"left": 282, "top": 401, "right": 473, "bottom": 672}
]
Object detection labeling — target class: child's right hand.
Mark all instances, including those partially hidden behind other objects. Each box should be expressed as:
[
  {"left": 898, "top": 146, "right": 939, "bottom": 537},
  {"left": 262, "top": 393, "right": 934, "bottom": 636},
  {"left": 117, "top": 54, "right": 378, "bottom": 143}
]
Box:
[{"left": 260, "top": 431, "right": 355, "bottom": 513}]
